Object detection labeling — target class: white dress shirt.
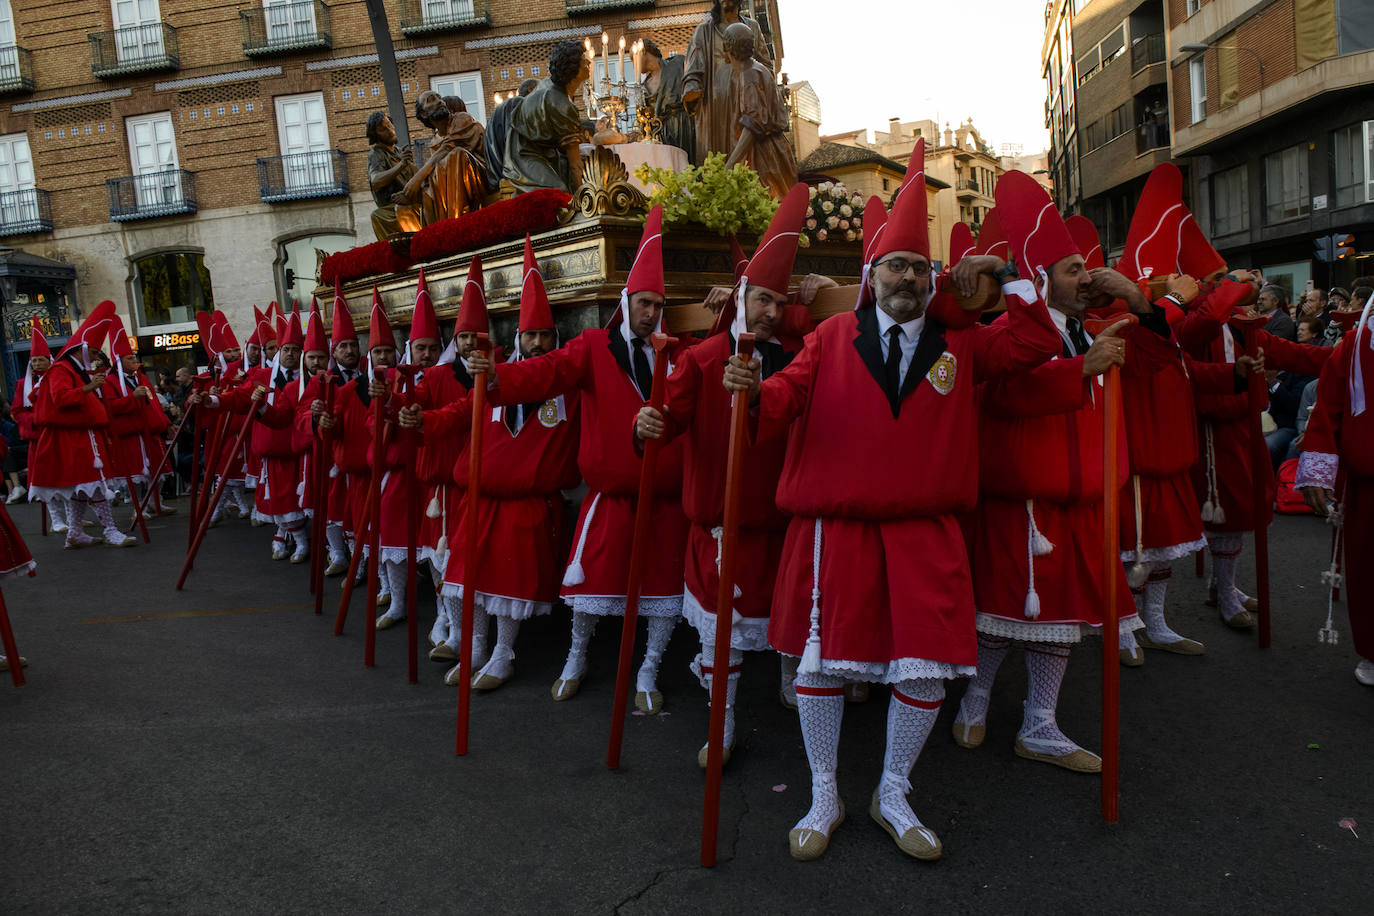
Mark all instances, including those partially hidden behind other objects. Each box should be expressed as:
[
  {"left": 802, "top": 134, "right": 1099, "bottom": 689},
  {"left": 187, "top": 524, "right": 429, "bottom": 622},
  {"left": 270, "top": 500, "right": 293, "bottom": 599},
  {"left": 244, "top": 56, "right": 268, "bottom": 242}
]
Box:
[{"left": 875, "top": 307, "right": 925, "bottom": 388}]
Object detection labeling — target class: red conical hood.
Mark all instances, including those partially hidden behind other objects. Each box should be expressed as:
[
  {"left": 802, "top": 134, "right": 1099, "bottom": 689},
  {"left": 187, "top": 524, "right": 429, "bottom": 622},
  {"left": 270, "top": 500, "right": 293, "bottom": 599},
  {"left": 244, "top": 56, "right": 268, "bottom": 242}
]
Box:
[
  {"left": 861, "top": 194, "right": 888, "bottom": 265},
  {"left": 1177, "top": 210, "right": 1227, "bottom": 279},
  {"left": 246, "top": 304, "right": 265, "bottom": 347},
  {"left": 995, "top": 170, "right": 1080, "bottom": 278},
  {"left": 330, "top": 281, "right": 358, "bottom": 348},
  {"left": 625, "top": 205, "right": 665, "bottom": 297},
  {"left": 212, "top": 310, "right": 239, "bottom": 353},
  {"left": 1116, "top": 163, "right": 1186, "bottom": 281},
  {"left": 279, "top": 302, "right": 303, "bottom": 349},
  {"left": 1065, "top": 215, "right": 1105, "bottom": 270},
  {"left": 519, "top": 236, "right": 555, "bottom": 332},
  {"left": 456, "top": 255, "right": 489, "bottom": 334},
  {"left": 976, "top": 207, "right": 1008, "bottom": 261},
  {"left": 729, "top": 234, "right": 750, "bottom": 283},
  {"left": 56, "top": 300, "right": 118, "bottom": 362},
  {"left": 949, "top": 222, "right": 976, "bottom": 268},
  {"left": 107, "top": 314, "right": 134, "bottom": 361},
  {"left": 868, "top": 138, "right": 929, "bottom": 262},
  {"left": 303, "top": 298, "right": 328, "bottom": 354},
  {"left": 195, "top": 311, "right": 218, "bottom": 359},
  {"left": 742, "top": 182, "right": 808, "bottom": 296},
  {"left": 367, "top": 286, "right": 395, "bottom": 350},
  {"left": 411, "top": 268, "right": 441, "bottom": 342},
  {"left": 29, "top": 315, "right": 51, "bottom": 358}
]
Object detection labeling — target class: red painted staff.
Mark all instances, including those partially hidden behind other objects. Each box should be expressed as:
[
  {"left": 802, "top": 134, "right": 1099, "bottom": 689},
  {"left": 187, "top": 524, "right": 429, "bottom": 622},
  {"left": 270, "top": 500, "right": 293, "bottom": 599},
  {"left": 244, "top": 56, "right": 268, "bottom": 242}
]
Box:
[
  {"left": 363, "top": 367, "right": 391, "bottom": 669},
  {"left": 311, "top": 373, "right": 336, "bottom": 616},
  {"left": 1086, "top": 314, "right": 1134, "bottom": 823},
  {"left": 701, "top": 332, "right": 754, "bottom": 866},
  {"left": 176, "top": 392, "right": 259, "bottom": 590},
  {"left": 1229, "top": 312, "right": 1272, "bottom": 648},
  {"left": 607, "top": 331, "right": 676, "bottom": 770},
  {"left": 128, "top": 402, "right": 194, "bottom": 531},
  {"left": 0, "top": 574, "right": 28, "bottom": 687},
  {"left": 456, "top": 333, "right": 491, "bottom": 756},
  {"left": 396, "top": 365, "right": 422, "bottom": 684}
]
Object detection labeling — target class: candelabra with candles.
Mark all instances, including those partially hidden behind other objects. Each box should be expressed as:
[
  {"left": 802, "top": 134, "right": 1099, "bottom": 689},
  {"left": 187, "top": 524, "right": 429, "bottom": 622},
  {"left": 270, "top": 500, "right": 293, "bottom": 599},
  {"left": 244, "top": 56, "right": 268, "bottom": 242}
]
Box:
[{"left": 580, "top": 33, "right": 648, "bottom": 139}]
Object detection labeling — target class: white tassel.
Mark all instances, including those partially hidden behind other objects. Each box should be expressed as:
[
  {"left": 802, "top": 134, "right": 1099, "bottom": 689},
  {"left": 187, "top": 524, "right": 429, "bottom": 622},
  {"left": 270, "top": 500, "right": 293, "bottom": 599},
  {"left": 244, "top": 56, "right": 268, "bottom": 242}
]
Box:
[
  {"left": 1319, "top": 494, "right": 1344, "bottom": 646},
  {"left": 435, "top": 535, "right": 448, "bottom": 568},
  {"left": 561, "top": 493, "right": 600, "bottom": 587},
  {"left": 1213, "top": 505, "right": 1226, "bottom": 525},
  {"left": 1201, "top": 500, "right": 1215, "bottom": 523},
  {"left": 1024, "top": 501, "right": 1043, "bottom": 618},
  {"left": 1126, "top": 476, "right": 1148, "bottom": 588},
  {"left": 798, "top": 518, "right": 824, "bottom": 675},
  {"left": 1127, "top": 561, "right": 1150, "bottom": 590},
  {"left": 1024, "top": 588, "right": 1041, "bottom": 620},
  {"left": 426, "top": 494, "right": 442, "bottom": 519},
  {"left": 1026, "top": 500, "right": 1054, "bottom": 556}
]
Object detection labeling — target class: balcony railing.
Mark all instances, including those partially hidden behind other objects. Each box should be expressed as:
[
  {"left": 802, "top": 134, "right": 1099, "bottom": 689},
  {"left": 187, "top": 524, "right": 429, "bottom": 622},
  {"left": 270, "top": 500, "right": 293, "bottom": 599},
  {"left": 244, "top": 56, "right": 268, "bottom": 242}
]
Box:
[
  {"left": 0, "top": 45, "right": 35, "bottom": 95},
  {"left": 1131, "top": 33, "right": 1165, "bottom": 73},
  {"left": 241, "top": 1, "right": 332, "bottom": 56},
  {"left": 1137, "top": 115, "right": 1170, "bottom": 155},
  {"left": 107, "top": 169, "right": 197, "bottom": 221},
  {"left": 89, "top": 23, "right": 179, "bottom": 79},
  {"left": 398, "top": 0, "right": 490, "bottom": 36},
  {"left": 257, "top": 150, "right": 348, "bottom": 202},
  {"left": 565, "top": 0, "right": 655, "bottom": 14},
  {"left": 0, "top": 189, "right": 53, "bottom": 236}
]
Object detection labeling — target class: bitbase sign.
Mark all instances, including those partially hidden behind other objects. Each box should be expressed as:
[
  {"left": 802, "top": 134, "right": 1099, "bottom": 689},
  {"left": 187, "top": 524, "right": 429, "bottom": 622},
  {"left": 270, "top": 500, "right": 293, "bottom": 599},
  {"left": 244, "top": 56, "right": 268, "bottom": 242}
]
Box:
[{"left": 140, "top": 331, "right": 200, "bottom": 352}]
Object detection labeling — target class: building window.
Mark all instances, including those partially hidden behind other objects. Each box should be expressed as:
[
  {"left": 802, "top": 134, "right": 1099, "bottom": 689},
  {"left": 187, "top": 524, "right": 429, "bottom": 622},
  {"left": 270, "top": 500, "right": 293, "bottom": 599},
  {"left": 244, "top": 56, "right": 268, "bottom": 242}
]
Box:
[
  {"left": 431, "top": 71, "right": 486, "bottom": 122},
  {"left": 881, "top": 177, "right": 889, "bottom": 191},
  {"left": 1211, "top": 165, "right": 1248, "bottom": 237},
  {"left": 515, "top": 67, "right": 524, "bottom": 78},
  {"left": 532, "top": 65, "right": 540, "bottom": 76},
  {"left": 1189, "top": 57, "right": 1206, "bottom": 124},
  {"left": 1332, "top": 121, "right": 1373, "bottom": 208},
  {"left": 1186, "top": 0, "right": 1201, "bottom": 14},
  {"left": 279, "top": 232, "right": 352, "bottom": 305},
  {"left": 1264, "top": 145, "right": 1310, "bottom": 224},
  {"left": 273, "top": 91, "right": 333, "bottom": 191},
  {"left": 133, "top": 251, "right": 214, "bottom": 330},
  {"left": 422, "top": 0, "right": 476, "bottom": 24},
  {"left": 0, "top": 131, "right": 40, "bottom": 230},
  {"left": 110, "top": 0, "right": 165, "bottom": 64},
  {"left": 125, "top": 111, "right": 183, "bottom": 209}
]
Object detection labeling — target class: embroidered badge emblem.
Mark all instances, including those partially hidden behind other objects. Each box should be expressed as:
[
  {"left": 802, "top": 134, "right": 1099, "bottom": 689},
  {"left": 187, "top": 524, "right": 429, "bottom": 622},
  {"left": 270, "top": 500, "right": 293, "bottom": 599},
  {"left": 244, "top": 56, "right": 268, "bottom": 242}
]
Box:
[
  {"left": 538, "top": 400, "right": 560, "bottom": 427},
  {"left": 928, "top": 352, "right": 957, "bottom": 395}
]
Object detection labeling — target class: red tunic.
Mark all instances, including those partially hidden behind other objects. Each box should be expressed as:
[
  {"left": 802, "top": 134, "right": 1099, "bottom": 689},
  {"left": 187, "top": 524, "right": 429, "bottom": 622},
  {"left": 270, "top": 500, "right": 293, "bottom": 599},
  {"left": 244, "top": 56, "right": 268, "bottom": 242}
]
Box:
[
  {"left": 220, "top": 368, "right": 310, "bottom": 520},
  {"left": 661, "top": 331, "right": 795, "bottom": 647},
  {"left": 492, "top": 329, "right": 690, "bottom": 611},
  {"left": 0, "top": 495, "right": 34, "bottom": 579},
  {"left": 101, "top": 371, "right": 168, "bottom": 482},
  {"left": 968, "top": 348, "right": 1135, "bottom": 642},
  {"left": 413, "top": 362, "right": 473, "bottom": 551},
  {"left": 1183, "top": 321, "right": 1333, "bottom": 532},
  {"left": 205, "top": 361, "right": 252, "bottom": 484},
  {"left": 29, "top": 359, "right": 113, "bottom": 497},
  {"left": 426, "top": 369, "right": 581, "bottom": 615},
  {"left": 757, "top": 283, "right": 1061, "bottom": 676},
  {"left": 1298, "top": 327, "right": 1374, "bottom": 658}
]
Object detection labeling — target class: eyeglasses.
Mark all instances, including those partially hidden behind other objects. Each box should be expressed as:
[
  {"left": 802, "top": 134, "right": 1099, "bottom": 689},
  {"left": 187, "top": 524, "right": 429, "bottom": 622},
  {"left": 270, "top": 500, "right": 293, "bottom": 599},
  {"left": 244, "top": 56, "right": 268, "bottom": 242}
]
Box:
[{"left": 875, "top": 257, "right": 929, "bottom": 277}]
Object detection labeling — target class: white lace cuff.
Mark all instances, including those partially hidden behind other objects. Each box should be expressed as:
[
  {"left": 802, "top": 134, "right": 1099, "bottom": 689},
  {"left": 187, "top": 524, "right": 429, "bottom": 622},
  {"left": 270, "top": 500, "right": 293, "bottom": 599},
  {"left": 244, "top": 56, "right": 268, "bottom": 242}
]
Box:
[{"left": 1295, "top": 451, "right": 1338, "bottom": 490}]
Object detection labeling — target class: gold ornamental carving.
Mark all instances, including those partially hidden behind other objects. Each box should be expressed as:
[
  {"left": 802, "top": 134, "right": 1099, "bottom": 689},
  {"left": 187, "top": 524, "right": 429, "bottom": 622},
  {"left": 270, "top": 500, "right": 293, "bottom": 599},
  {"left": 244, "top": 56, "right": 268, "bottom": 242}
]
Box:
[{"left": 572, "top": 146, "right": 647, "bottom": 219}]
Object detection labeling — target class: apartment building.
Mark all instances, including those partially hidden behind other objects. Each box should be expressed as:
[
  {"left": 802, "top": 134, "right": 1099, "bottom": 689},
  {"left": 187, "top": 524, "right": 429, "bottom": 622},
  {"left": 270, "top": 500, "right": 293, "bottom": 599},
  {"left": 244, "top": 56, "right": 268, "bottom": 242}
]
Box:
[
  {"left": 0, "top": 0, "right": 785, "bottom": 390},
  {"left": 1167, "top": 0, "right": 1374, "bottom": 295}
]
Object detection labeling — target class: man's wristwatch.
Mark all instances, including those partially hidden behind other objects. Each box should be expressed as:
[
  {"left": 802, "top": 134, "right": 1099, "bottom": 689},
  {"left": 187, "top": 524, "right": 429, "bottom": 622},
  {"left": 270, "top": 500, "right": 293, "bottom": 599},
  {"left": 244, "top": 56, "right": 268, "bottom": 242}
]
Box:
[
  {"left": 992, "top": 261, "right": 1019, "bottom": 282},
  {"left": 1162, "top": 293, "right": 1186, "bottom": 309}
]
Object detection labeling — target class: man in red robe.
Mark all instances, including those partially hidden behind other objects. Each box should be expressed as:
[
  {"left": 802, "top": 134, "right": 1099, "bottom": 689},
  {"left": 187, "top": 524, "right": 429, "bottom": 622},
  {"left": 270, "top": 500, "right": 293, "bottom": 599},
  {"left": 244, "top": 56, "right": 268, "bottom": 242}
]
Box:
[
  {"left": 28, "top": 302, "right": 124, "bottom": 549},
  {"left": 15, "top": 318, "right": 59, "bottom": 524},
  {"left": 723, "top": 152, "right": 1061, "bottom": 862},
  {"left": 634, "top": 184, "right": 810, "bottom": 765},
  {"left": 1299, "top": 301, "right": 1374, "bottom": 686},
  {"left": 102, "top": 318, "right": 169, "bottom": 521},
  {"left": 404, "top": 239, "right": 582, "bottom": 690},
  {"left": 209, "top": 308, "right": 269, "bottom": 526},
  {"left": 480, "top": 208, "right": 690, "bottom": 714}
]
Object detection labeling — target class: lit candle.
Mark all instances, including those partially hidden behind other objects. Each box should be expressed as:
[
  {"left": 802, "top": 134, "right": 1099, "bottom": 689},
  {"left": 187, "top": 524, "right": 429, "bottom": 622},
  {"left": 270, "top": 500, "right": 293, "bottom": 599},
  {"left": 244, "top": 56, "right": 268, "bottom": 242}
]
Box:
[
  {"left": 619, "top": 35, "right": 627, "bottom": 84},
  {"left": 493, "top": 92, "right": 501, "bottom": 106},
  {"left": 601, "top": 32, "right": 609, "bottom": 84}
]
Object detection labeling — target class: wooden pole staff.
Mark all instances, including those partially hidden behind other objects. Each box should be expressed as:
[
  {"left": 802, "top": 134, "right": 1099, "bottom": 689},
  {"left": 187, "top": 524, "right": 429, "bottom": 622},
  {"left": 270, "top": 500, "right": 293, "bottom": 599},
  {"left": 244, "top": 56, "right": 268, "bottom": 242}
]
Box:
[
  {"left": 194, "top": 412, "right": 230, "bottom": 535},
  {"left": 456, "top": 334, "right": 490, "bottom": 756},
  {"left": 364, "top": 367, "right": 390, "bottom": 669},
  {"left": 701, "top": 332, "right": 753, "bottom": 867},
  {"left": 0, "top": 587, "right": 25, "bottom": 687},
  {"left": 607, "top": 331, "right": 676, "bottom": 770},
  {"left": 397, "top": 366, "right": 422, "bottom": 685},
  {"left": 186, "top": 394, "right": 203, "bottom": 551},
  {"left": 176, "top": 409, "right": 258, "bottom": 590},
  {"left": 311, "top": 374, "right": 336, "bottom": 615},
  {"left": 1230, "top": 314, "right": 1272, "bottom": 648},
  {"left": 129, "top": 403, "right": 193, "bottom": 529}
]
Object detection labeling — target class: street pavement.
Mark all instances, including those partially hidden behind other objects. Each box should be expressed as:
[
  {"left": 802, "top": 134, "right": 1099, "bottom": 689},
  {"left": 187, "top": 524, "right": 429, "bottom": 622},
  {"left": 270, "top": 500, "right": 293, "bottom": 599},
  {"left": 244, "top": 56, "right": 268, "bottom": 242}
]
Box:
[{"left": 2, "top": 497, "right": 1370, "bottom": 914}]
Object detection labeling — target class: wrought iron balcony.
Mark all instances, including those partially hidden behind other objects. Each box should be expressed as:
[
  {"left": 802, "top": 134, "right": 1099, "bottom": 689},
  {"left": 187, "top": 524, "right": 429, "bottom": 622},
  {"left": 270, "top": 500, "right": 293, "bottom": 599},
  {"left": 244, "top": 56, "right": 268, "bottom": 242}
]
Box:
[
  {"left": 0, "top": 189, "right": 53, "bottom": 236},
  {"left": 398, "top": 0, "right": 490, "bottom": 36},
  {"left": 107, "top": 169, "right": 197, "bottom": 221},
  {"left": 1131, "top": 33, "right": 1165, "bottom": 73},
  {"left": 241, "top": 1, "right": 332, "bottom": 57},
  {"left": 89, "top": 23, "right": 179, "bottom": 79},
  {"left": 565, "top": 0, "right": 655, "bottom": 14},
  {"left": 257, "top": 150, "right": 348, "bottom": 202},
  {"left": 0, "top": 45, "right": 35, "bottom": 95}
]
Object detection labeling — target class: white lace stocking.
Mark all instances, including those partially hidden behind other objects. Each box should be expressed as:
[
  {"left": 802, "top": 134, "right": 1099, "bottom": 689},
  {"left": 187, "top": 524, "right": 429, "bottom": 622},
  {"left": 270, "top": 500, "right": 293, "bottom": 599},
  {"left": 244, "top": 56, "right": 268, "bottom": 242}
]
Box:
[
  {"left": 1139, "top": 563, "right": 1185, "bottom": 642},
  {"left": 957, "top": 634, "right": 1009, "bottom": 728},
  {"left": 1019, "top": 644, "right": 1074, "bottom": 752},
  {"left": 559, "top": 611, "right": 598, "bottom": 681},
  {"left": 878, "top": 679, "right": 944, "bottom": 836},
  {"left": 636, "top": 616, "right": 676, "bottom": 692},
  {"left": 89, "top": 496, "right": 117, "bottom": 535},
  {"left": 478, "top": 615, "right": 522, "bottom": 680},
  {"left": 381, "top": 560, "right": 406, "bottom": 620},
  {"left": 65, "top": 497, "right": 94, "bottom": 545},
  {"left": 793, "top": 670, "right": 845, "bottom": 832},
  {"left": 325, "top": 523, "right": 348, "bottom": 564}
]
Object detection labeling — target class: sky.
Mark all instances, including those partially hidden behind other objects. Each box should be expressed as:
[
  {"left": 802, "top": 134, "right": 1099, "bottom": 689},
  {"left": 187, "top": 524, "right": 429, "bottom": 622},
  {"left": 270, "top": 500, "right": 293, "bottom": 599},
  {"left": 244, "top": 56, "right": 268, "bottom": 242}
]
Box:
[{"left": 776, "top": 0, "right": 1051, "bottom": 153}]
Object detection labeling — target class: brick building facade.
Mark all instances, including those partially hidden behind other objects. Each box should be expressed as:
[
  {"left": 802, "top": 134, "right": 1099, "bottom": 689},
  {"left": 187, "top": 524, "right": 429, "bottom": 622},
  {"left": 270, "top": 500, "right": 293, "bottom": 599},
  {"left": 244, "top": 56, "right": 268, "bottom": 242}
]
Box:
[{"left": 0, "top": 0, "right": 781, "bottom": 388}]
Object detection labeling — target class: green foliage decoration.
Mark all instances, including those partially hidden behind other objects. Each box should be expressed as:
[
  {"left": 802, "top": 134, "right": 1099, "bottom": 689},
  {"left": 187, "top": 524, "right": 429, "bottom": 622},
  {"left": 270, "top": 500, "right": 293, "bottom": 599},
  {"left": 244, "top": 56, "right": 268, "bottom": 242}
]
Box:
[{"left": 634, "top": 153, "right": 779, "bottom": 237}]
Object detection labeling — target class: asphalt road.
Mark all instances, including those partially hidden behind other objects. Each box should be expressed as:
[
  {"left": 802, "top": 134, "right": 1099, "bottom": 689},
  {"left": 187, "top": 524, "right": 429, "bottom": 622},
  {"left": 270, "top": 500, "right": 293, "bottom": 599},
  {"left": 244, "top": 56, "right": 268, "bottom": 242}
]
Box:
[{"left": 2, "top": 497, "right": 1370, "bottom": 914}]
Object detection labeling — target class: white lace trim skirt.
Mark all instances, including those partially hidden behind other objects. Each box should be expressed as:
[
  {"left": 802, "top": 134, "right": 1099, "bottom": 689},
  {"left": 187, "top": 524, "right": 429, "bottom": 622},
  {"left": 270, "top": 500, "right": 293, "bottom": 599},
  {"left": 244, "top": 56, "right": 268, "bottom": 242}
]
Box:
[
  {"left": 1, "top": 559, "right": 36, "bottom": 580},
  {"left": 682, "top": 587, "right": 771, "bottom": 652},
  {"left": 1120, "top": 535, "right": 1207, "bottom": 565},
  {"left": 568, "top": 594, "right": 682, "bottom": 619},
  {"left": 29, "top": 481, "right": 111, "bottom": 503},
  {"left": 439, "top": 582, "right": 551, "bottom": 621},
  {"left": 377, "top": 545, "right": 436, "bottom": 567},
  {"left": 975, "top": 611, "right": 1144, "bottom": 645},
  {"left": 777, "top": 652, "right": 976, "bottom": 684}
]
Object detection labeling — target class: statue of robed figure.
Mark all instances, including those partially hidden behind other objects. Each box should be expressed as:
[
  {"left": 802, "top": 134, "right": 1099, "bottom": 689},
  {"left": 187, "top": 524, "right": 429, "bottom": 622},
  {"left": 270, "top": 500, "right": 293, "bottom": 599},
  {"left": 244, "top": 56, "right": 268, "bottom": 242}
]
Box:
[
  {"left": 502, "top": 41, "right": 592, "bottom": 195},
  {"left": 683, "top": 0, "right": 773, "bottom": 164}
]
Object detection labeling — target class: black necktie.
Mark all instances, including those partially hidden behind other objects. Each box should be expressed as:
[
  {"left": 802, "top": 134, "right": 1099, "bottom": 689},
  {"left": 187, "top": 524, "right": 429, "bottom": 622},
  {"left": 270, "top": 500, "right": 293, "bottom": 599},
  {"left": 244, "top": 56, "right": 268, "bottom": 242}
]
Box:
[
  {"left": 1066, "top": 317, "right": 1090, "bottom": 356},
  {"left": 630, "top": 336, "right": 652, "bottom": 400},
  {"left": 884, "top": 325, "right": 903, "bottom": 403},
  {"left": 756, "top": 339, "right": 783, "bottom": 379}
]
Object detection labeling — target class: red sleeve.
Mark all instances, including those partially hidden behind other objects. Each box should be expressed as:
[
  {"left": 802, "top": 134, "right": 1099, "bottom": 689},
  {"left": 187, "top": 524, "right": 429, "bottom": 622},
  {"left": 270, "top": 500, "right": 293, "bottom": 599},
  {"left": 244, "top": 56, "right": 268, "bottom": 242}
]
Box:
[
  {"left": 1185, "top": 356, "right": 1242, "bottom": 395},
  {"left": 490, "top": 335, "right": 591, "bottom": 406},
  {"left": 659, "top": 346, "right": 704, "bottom": 442},
  {"left": 1257, "top": 329, "right": 1333, "bottom": 377},
  {"left": 421, "top": 391, "right": 475, "bottom": 441},
  {"left": 102, "top": 383, "right": 140, "bottom": 417},
  {"left": 1301, "top": 339, "right": 1349, "bottom": 458},
  {"left": 778, "top": 301, "right": 814, "bottom": 338},
  {"left": 967, "top": 281, "right": 1061, "bottom": 384},
  {"left": 979, "top": 356, "right": 1087, "bottom": 419},
  {"left": 756, "top": 322, "right": 820, "bottom": 443}
]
